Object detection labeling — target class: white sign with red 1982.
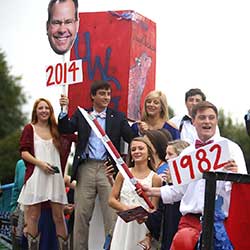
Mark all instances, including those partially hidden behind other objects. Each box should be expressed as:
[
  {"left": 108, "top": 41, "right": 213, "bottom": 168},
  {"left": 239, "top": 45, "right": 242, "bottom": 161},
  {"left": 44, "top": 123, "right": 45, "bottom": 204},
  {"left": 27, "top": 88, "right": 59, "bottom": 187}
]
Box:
[
  {"left": 46, "top": 59, "right": 83, "bottom": 87},
  {"left": 168, "top": 140, "right": 230, "bottom": 186}
]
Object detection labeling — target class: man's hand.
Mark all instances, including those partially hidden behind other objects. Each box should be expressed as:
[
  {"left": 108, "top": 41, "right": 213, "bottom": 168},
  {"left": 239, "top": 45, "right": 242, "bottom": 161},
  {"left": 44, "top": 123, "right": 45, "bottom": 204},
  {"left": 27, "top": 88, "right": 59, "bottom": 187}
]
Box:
[
  {"left": 137, "top": 121, "right": 149, "bottom": 134},
  {"left": 223, "top": 159, "right": 238, "bottom": 173},
  {"left": 59, "top": 94, "right": 69, "bottom": 107},
  {"left": 104, "top": 159, "right": 115, "bottom": 186},
  {"left": 64, "top": 204, "right": 75, "bottom": 215}
]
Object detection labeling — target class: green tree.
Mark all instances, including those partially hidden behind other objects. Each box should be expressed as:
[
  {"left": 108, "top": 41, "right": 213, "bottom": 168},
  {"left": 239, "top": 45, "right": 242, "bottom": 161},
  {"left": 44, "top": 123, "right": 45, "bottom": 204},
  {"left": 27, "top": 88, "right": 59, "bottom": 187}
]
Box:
[
  {"left": 0, "top": 130, "right": 22, "bottom": 183},
  {"left": 0, "top": 49, "right": 27, "bottom": 184},
  {"left": 218, "top": 109, "right": 250, "bottom": 172},
  {"left": 168, "top": 105, "right": 175, "bottom": 119}
]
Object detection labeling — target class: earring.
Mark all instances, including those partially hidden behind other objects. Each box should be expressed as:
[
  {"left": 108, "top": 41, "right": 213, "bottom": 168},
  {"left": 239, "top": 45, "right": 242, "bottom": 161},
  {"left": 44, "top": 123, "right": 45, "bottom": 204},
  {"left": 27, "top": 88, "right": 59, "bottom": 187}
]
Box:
[
  {"left": 131, "top": 159, "right": 134, "bottom": 162},
  {"left": 148, "top": 157, "right": 151, "bottom": 161}
]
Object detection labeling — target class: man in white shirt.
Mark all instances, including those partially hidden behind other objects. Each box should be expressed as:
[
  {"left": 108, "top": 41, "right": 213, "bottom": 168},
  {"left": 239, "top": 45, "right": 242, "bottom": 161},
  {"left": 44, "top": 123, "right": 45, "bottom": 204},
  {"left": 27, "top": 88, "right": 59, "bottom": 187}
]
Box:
[
  {"left": 170, "top": 88, "right": 206, "bottom": 143},
  {"left": 143, "top": 101, "right": 247, "bottom": 250}
]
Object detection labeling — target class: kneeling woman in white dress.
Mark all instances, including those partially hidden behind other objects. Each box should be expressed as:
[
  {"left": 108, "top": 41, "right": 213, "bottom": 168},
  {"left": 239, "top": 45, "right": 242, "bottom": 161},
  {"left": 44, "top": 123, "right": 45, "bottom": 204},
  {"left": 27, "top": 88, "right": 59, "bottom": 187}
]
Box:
[
  {"left": 109, "top": 137, "right": 162, "bottom": 250},
  {"left": 18, "top": 98, "right": 68, "bottom": 249}
]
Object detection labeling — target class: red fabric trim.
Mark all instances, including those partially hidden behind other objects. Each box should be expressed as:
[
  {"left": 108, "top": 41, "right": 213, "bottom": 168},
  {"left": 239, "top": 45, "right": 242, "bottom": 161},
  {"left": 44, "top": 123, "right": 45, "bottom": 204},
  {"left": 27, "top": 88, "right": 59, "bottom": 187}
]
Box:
[
  {"left": 20, "top": 124, "right": 77, "bottom": 182},
  {"left": 20, "top": 124, "right": 35, "bottom": 184},
  {"left": 171, "top": 214, "right": 202, "bottom": 250},
  {"left": 225, "top": 183, "right": 250, "bottom": 250},
  {"left": 59, "top": 134, "right": 77, "bottom": 174}
]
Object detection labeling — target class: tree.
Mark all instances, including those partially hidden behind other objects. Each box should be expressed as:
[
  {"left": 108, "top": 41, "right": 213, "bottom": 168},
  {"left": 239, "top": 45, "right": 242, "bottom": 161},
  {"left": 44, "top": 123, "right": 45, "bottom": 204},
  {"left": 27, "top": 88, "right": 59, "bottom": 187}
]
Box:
[
  {"left": 0, "top": 130, "right": 22, "bottom": 183},
  {"left": 218, "top": 109, "right": 250, "bottom": 173},
  {"left": 168, "top": 105, "right": 175, "bottom": 119},
  {"left": 0, "top": 49, "right": 27, "bottom": 184},
  {"left": 0, "top": 50, "right": 27, "bottom": 137}
]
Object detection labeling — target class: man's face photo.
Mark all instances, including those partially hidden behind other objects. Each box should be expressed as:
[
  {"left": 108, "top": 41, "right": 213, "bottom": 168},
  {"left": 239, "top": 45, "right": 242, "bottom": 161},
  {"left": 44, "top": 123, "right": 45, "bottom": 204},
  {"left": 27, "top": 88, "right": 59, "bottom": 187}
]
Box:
[{"left": 47, "top": 0, "right": 79, "bottom": 55}]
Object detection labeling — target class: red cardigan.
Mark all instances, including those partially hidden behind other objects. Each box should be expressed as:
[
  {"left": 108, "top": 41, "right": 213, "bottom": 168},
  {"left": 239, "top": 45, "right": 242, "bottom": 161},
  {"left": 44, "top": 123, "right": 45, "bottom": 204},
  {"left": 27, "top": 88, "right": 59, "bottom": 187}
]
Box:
[{"left": 20, "top": 123, "right": 77, "bottom": 183}]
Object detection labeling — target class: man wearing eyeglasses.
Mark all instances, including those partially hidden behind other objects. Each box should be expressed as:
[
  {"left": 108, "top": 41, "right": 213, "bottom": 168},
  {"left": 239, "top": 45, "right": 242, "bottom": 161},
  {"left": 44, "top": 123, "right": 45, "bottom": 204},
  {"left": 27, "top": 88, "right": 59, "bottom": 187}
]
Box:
[{"left": 47, "top": 0, "right": 79, "bottom": 55}]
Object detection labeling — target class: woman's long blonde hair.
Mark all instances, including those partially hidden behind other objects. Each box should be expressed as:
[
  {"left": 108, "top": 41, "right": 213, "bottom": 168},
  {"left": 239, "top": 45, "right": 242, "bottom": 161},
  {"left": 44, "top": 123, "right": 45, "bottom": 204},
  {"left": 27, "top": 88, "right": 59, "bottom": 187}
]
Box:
[{"left": 141, "top": 90, "right": 169, "bottom": 121}]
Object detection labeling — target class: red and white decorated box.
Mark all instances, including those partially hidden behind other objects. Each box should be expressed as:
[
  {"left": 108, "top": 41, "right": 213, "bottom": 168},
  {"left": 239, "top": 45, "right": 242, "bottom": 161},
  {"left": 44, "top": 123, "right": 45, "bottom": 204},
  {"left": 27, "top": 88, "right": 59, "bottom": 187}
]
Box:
[{"left": 68, "top": 10, "right": 156, "bottom": 120}]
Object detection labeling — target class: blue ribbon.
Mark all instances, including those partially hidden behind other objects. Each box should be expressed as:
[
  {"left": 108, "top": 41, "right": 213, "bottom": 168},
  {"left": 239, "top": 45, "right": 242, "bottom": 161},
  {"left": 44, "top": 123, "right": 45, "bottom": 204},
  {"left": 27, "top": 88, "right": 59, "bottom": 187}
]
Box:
[
  {"left": 213, "top": 195, "right": 234, "bottom": 250},
  {"left": 196, "top": 195, "right": 234, "bottom": 250}
]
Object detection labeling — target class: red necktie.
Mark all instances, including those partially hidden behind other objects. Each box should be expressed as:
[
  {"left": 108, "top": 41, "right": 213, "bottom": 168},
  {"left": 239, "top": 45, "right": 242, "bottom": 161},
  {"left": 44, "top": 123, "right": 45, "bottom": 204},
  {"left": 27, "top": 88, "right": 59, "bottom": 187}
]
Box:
[{"left": 195, "top": 139, "right": 214, "bottom": 149}]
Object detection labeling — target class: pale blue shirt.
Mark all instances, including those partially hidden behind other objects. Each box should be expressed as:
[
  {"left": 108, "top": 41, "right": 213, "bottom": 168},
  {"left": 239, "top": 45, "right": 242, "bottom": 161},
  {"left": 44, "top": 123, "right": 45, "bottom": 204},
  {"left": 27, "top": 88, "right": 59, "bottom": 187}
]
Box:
[
  {"left": 59, "top": 109, "right": 107, "bottom": 160},
  {"left": 88, "top": 109, "right": 107, "bottom": 160}
]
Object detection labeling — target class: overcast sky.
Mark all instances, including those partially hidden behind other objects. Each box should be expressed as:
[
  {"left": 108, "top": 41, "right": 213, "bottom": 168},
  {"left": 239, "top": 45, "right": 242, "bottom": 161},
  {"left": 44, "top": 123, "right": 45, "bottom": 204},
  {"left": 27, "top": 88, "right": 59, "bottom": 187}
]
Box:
[{"left": 1, "top": 0, "right": 250, "bottom": 123}]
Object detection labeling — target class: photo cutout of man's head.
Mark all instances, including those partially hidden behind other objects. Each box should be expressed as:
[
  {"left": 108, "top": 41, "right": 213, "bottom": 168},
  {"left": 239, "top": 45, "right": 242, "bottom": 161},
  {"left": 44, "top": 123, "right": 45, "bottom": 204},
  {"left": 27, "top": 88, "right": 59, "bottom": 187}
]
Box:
[{"left": 47, "top": 0, "right": 79, "bottom": 55}]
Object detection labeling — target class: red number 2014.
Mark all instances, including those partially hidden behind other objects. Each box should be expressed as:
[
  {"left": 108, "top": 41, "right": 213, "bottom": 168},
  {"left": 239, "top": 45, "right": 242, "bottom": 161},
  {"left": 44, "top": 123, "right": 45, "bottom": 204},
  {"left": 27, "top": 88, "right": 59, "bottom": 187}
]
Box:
[{"left": 46, "top": 61, "right": 79, "bottom": 86}]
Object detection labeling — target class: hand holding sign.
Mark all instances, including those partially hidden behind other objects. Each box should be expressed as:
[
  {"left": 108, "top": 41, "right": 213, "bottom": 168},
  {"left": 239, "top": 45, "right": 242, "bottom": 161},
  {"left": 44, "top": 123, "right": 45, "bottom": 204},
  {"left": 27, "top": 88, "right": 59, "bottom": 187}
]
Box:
[{"left": 168, "top": 140, "right": 230, "bottom": 186}]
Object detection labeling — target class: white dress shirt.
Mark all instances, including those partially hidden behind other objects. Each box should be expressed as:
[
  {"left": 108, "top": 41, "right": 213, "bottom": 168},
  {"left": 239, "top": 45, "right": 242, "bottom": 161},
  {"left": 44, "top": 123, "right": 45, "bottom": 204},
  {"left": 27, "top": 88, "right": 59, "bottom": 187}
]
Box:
[{"left": 170, "top": 115, "right": 197, "bottom": 144}]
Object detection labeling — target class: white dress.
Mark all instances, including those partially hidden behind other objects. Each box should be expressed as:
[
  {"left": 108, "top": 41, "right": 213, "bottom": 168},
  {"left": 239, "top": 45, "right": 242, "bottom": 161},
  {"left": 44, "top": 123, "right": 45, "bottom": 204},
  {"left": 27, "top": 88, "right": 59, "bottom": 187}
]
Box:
[
  {"left": 110, "top": 170, "right": 155, "bottom": 250},
  {"left": 18, "top": 126, "right": 67, "bottom": 205}
]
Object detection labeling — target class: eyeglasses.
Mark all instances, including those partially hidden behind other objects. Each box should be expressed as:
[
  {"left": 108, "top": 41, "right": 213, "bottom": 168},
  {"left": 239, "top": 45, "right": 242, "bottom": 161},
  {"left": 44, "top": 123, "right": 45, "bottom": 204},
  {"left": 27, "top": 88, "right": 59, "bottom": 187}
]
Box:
[{"left": 50, "top": 19, "right": 76, "bottom": 27}]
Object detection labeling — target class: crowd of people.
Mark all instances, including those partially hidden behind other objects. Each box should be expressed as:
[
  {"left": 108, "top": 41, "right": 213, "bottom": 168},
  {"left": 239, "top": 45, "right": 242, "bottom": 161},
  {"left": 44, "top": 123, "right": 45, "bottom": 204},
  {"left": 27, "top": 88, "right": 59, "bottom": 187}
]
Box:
[
  {"left": 10, "top": 76, "right": 249, "bottom": 250},
  {"left": 7, "top": 0, "right": 249, "bottom": 249}
]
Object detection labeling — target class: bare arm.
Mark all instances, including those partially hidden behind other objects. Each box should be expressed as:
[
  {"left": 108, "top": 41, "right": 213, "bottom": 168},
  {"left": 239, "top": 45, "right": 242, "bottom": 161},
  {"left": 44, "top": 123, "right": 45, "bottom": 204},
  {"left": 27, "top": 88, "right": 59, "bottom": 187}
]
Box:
[
  {"left": 108, "top": 172, "right": 131, "bottom": 212},
  {"left": 21, "top": 151, "right": 54, "bottom": 174},
  {"left": 150, "top": 174, "right": 162, "bottom": 210},
  {"left": 137, "top": 185, "right": 162, "bottom": 198}
]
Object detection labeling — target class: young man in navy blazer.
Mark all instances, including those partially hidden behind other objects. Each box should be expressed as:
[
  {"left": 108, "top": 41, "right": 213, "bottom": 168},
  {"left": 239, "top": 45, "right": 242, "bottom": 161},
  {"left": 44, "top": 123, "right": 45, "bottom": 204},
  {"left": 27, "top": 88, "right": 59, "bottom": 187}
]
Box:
[{"left": 58, "top": 80, "right": 134, "bottom": 250}]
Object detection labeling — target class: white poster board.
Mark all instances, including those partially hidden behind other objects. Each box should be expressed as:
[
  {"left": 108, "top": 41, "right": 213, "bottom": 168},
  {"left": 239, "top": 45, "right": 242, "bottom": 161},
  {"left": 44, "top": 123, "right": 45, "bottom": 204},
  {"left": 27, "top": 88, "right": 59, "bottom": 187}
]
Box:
[{"left": 168, "top": 140, "right": 230, "bottom": 186}]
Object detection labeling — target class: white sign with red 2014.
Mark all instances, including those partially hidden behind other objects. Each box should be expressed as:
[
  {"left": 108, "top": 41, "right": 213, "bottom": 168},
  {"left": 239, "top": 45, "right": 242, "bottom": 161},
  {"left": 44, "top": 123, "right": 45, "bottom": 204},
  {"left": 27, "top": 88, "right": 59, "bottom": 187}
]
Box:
[
  {"left": 168, "top": 140, "right": 230, "bottom": 186},
  {"left": 46, "top": 59, "right": 83, "bottom": 87}
]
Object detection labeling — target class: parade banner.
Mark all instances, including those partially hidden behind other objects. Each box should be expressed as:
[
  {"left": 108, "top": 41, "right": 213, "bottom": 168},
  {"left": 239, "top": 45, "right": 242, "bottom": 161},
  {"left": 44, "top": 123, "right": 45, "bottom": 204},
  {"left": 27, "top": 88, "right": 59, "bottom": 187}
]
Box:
[{"left": 68, "top": 10, "right": 156, "bottom": 120}]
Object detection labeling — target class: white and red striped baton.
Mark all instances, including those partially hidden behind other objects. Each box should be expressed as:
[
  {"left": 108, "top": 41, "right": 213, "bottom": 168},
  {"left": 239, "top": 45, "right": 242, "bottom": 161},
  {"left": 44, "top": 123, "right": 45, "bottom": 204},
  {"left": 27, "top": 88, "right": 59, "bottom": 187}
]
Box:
[{"left": 78, "top": 107, "right": 154, "bottom": 209}]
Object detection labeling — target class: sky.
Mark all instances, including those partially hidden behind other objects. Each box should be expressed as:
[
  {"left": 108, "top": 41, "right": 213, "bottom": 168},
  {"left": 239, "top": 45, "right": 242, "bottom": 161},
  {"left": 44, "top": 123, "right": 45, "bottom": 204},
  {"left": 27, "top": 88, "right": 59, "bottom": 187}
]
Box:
[{"left": 1, "top": 0, "right": 250, "bottom": 124}]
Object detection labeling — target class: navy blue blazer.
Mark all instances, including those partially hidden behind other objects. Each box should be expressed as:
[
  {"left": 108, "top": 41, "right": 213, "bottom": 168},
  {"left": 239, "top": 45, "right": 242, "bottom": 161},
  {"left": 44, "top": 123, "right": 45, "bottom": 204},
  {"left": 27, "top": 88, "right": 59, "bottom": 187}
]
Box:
[{"left": 58, "top": 107, "right": 134, "bottom": 180}]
